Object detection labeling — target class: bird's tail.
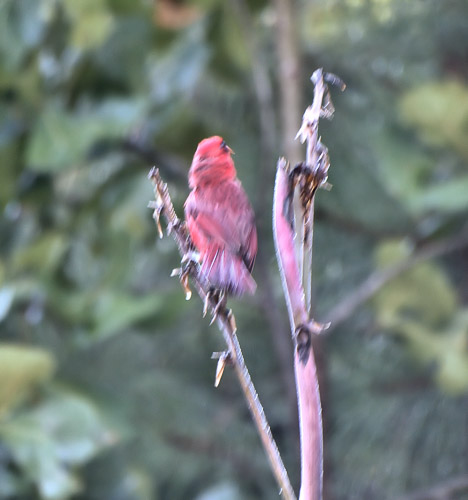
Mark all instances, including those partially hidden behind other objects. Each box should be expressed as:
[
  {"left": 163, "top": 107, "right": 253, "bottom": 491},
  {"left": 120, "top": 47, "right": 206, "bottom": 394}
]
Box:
[{"left": 200, "top": 246, "right": 256, "bottom": 296}]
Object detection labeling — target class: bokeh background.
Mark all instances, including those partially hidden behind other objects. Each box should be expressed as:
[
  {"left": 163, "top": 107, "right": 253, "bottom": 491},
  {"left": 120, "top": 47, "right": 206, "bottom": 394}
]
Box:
[{"left": 1, "top": 0, "right": 468, "bottom": 499}]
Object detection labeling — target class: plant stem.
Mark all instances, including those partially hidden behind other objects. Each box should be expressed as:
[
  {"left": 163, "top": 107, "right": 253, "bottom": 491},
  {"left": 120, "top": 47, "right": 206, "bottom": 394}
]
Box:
[
  {"left": 273, "top": 159, "right": 324, "bottom": 500},
  {"left": 274, "top": 70, "right": 344, "bottom": 500},
  {"left": 148, "top": 168, "right": 296, "bottom": 500}
]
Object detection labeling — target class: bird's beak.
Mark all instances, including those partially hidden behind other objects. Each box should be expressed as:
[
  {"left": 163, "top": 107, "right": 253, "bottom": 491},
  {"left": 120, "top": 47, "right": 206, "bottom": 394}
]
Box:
[{"left": 221, "top": 140, "right": 234, "bottom": 155}]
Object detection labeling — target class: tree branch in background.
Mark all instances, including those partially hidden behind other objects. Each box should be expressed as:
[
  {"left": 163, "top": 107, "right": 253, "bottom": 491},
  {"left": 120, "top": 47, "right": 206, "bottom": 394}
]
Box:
[
  {"left": 273, "top": 0, "right": 305, "bottom": 310},
  {"left": 326, "top": 226, "right": 468, "bottom": 332},
  {"left": 94, "top": 137, "right": 187, "bottom": 181},
  {"left": 274, "top": 0, "right": 302, "bottom": 164},
  {"left": 230, "top": 0, "right": 298, "bottom": 432},
  {"left": 394, "top": 474, "right": 468, "bottom": 500},
  {"left": 148, "top": 168, "right": 296, "bottom": 500}
]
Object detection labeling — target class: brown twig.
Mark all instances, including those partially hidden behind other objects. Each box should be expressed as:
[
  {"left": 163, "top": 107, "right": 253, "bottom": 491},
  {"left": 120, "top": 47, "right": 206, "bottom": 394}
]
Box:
[
  {"left": 296, "top": 69, "right": 345, "bottom": 313},
  {"left": 148, "top": 168, "right": 296, "bottom": 500},
  {"left": 394, "top": 474, "right": 468, "bottom": 500},
  {"left": 325, "top": 227, "right": 468, "bottom": 332}
]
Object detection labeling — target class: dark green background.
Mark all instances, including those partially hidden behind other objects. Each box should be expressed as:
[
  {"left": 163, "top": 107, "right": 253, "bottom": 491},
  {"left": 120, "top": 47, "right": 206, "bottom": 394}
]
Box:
[{"left": 1, "top": 0, "right": 468, "bottom": 498}]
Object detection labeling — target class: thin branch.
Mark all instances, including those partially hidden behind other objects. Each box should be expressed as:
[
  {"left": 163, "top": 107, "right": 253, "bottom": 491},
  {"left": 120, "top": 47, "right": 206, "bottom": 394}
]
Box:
[
  {"left": 148, "top": 168, "right": 296, "bottom": 500},
  {"left": 296, "top": 69, "right": 344, "bottom": 313},
  {"left": 394, "top": 474, "right": 468, "bottom": 500},
  {"left": 273, "top": 0, "right": 304, "bottom": 320},
  {"left": 93, "top": 137, "right": 187, "bottom": 181},
  {"left": 325, "top": 227, "right": 468, "bottom": 332},
  {"left": 274, "top": 0, "right": 302, "bottom": 164},
  {"left": 229, "top": 0, "right": 298, "bottom": 431}
]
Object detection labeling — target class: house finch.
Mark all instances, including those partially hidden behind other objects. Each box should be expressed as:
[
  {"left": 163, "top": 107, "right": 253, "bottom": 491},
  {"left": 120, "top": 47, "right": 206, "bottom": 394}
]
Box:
[{"left": 184, "top": 136, "right": 257, "bottom": 296}]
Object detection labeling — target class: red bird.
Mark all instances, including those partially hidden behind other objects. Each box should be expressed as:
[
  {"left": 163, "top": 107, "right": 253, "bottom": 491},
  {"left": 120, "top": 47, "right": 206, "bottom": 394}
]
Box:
[{"left": 184, "top": 136, "right": 257, "bottom": 296}]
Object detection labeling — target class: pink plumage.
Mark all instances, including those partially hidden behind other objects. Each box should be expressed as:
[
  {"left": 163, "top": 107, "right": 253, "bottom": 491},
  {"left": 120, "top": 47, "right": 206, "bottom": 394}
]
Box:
[{"left": 184, "top": 136, "right": 257, "bottom": 296}]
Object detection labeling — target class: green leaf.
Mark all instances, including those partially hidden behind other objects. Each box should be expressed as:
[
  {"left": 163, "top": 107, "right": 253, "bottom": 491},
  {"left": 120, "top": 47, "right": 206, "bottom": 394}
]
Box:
[
  {"left": 0, "top": 344, "right": 55, "bottom": 416},
  {"left": 382, "top": 312, "right": 468, "bottom": 395},
  {"left": 373, "top": 240, "right": 468, "bottom": 394},
  {"left": 63, "top": 0, "right": 114, "bottom": 50},
  {"left": 0, "top": 387, "right": 119, "bottom": 499},
  {"left": 92, "top": 291, "right": 164, "bottom": 339},
  {"left": 373, "top": 239, "right": 457, "bottom": 328},
  {"left": 409, "top": 175, "right": 468, "bottom": 214},
  {"left": 195, "top": 482, "right": 243, "bottom": 500},
  {"left": 0, "top": 0, "right": 45, "bottom": 70},
  {"left": 11, "top": 232, "right": 68, "bottom": 276},
  {"left": 26, "top": 99, "right": 146, "bottom": 172},
  {"left": 0, "top": 286, "right": 14, "bottom": 322},
  {"left": 399, "top": 80, "right": 468, "bottom": 161}
]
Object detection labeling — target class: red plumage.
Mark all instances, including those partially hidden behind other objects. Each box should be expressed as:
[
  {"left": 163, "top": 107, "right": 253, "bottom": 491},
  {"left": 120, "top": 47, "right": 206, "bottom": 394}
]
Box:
[{"left": 184, "top": 136, "right": 257, "bottom": 296}]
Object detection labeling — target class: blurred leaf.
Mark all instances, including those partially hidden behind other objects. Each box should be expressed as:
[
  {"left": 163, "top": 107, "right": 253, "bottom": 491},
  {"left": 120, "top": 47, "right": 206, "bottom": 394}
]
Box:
[
  {"left": 399, "top": 80, "right": 468, "bottom": 161},
  {"left": 372, "top": 132, "right": 433, "bottom": 215},
  {"left": 0, "top": 136, "right": 22, "bottom": 205},
  {"left": 374, "top": 239, "right": 457, "bottom": 327},
  {"left": 26, "top": 99, "right": 146, "bottom": 171},
  {"left": 0, "top": 387, "right": 118, "bottom": 499},
  {"left": 155, "top": 0, "right": 202, "bottom": 30},
  {"left": 0, "top": 287, "right": 14, "bottom": 322},
  {"left": 93, "top": 16, "right": 153, "bottom": 87},
  {"left": 395, "top": 312, "right": 468, "bottom": 394},
  {"left": 149, "top": 23, "right": 210, "bottom": 105},
  {"left": 63, "top": 0, "right": 114, "bottom": 50},
  {"left": 45, "top": 284, "right": 171, "bottom": 340},
  {"left": 92, "top": 290, "right": 163, "bottom": 339},
  {"left": 12, "top": 232, "right": 68, "bottom": 276},
  {"left": 410, "top": 175, "right": 468, "bottom": 214},
  {"left": 0, "top": 344, "right": 55, "bottom": 416},
  {"left": 195, "top": 482, "right": 243, "bottom": 500},
  {"left": 373, "top": 240, "right": 468, "bottom": 394},
  {"left": 0, "top": 466, "right": 20, "bottom": 498},
  {"left": 0, "top": 0, "right": 45, "bottom": 70}
]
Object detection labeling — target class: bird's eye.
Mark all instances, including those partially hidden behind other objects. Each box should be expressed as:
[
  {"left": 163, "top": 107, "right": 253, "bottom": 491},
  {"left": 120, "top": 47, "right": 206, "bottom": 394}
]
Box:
[{"left": 220, "top": 140, "right": 227, "bottom": 149}]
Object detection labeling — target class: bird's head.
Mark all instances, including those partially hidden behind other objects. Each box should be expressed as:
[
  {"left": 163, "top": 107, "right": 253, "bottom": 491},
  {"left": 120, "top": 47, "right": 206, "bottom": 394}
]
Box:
[
  {"left": 189, "top": 136, "right": 236, "bottom": 188},
  {"left": 195, "top": 136, "right": 234, "bottom": 159}
]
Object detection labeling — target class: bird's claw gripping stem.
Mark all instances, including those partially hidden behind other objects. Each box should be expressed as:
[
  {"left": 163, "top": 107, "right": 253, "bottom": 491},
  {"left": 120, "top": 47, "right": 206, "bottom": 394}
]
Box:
[
  {"left": 209, "top": 289, "right": 226, "bottom": 325},
  {"left": 171, "top": 259, "right": 199, "bottom": 301},
  {"left": 202, "top": 288, "right": 226, "bottom": 323}
]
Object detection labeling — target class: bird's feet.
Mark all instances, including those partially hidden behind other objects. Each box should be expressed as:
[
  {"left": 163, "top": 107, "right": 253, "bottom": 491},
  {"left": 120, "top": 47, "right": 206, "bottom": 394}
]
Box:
[
  {"left": 171, "top": 251, "right": 200, "bottom": 300},
  {"left": 203, "top": 288, "right": 227, "bottom": 325}
]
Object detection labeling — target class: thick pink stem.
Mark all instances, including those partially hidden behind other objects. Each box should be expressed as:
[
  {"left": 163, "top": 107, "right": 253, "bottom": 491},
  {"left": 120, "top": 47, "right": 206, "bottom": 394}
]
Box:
[
  {"left": 295, "top": 350, "right": 323, "bottom": 500},
  {"left": 273, "top": 158, "right": 308, "bottom": 328},
  {"left": 273, "top": 159, "right": 323, "bottom": 500}
]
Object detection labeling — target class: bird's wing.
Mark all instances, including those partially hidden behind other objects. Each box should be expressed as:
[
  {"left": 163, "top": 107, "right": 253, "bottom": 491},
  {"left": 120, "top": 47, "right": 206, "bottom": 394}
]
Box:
[{"left": 184, "top": 182, "right": 257, "bottom": 270}]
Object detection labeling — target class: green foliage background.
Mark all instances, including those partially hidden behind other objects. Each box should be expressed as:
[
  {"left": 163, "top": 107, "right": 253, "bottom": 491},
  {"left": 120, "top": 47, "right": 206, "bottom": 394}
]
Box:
[{"left": 1, "top": 0, "right": 468, "bottom": 498}]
